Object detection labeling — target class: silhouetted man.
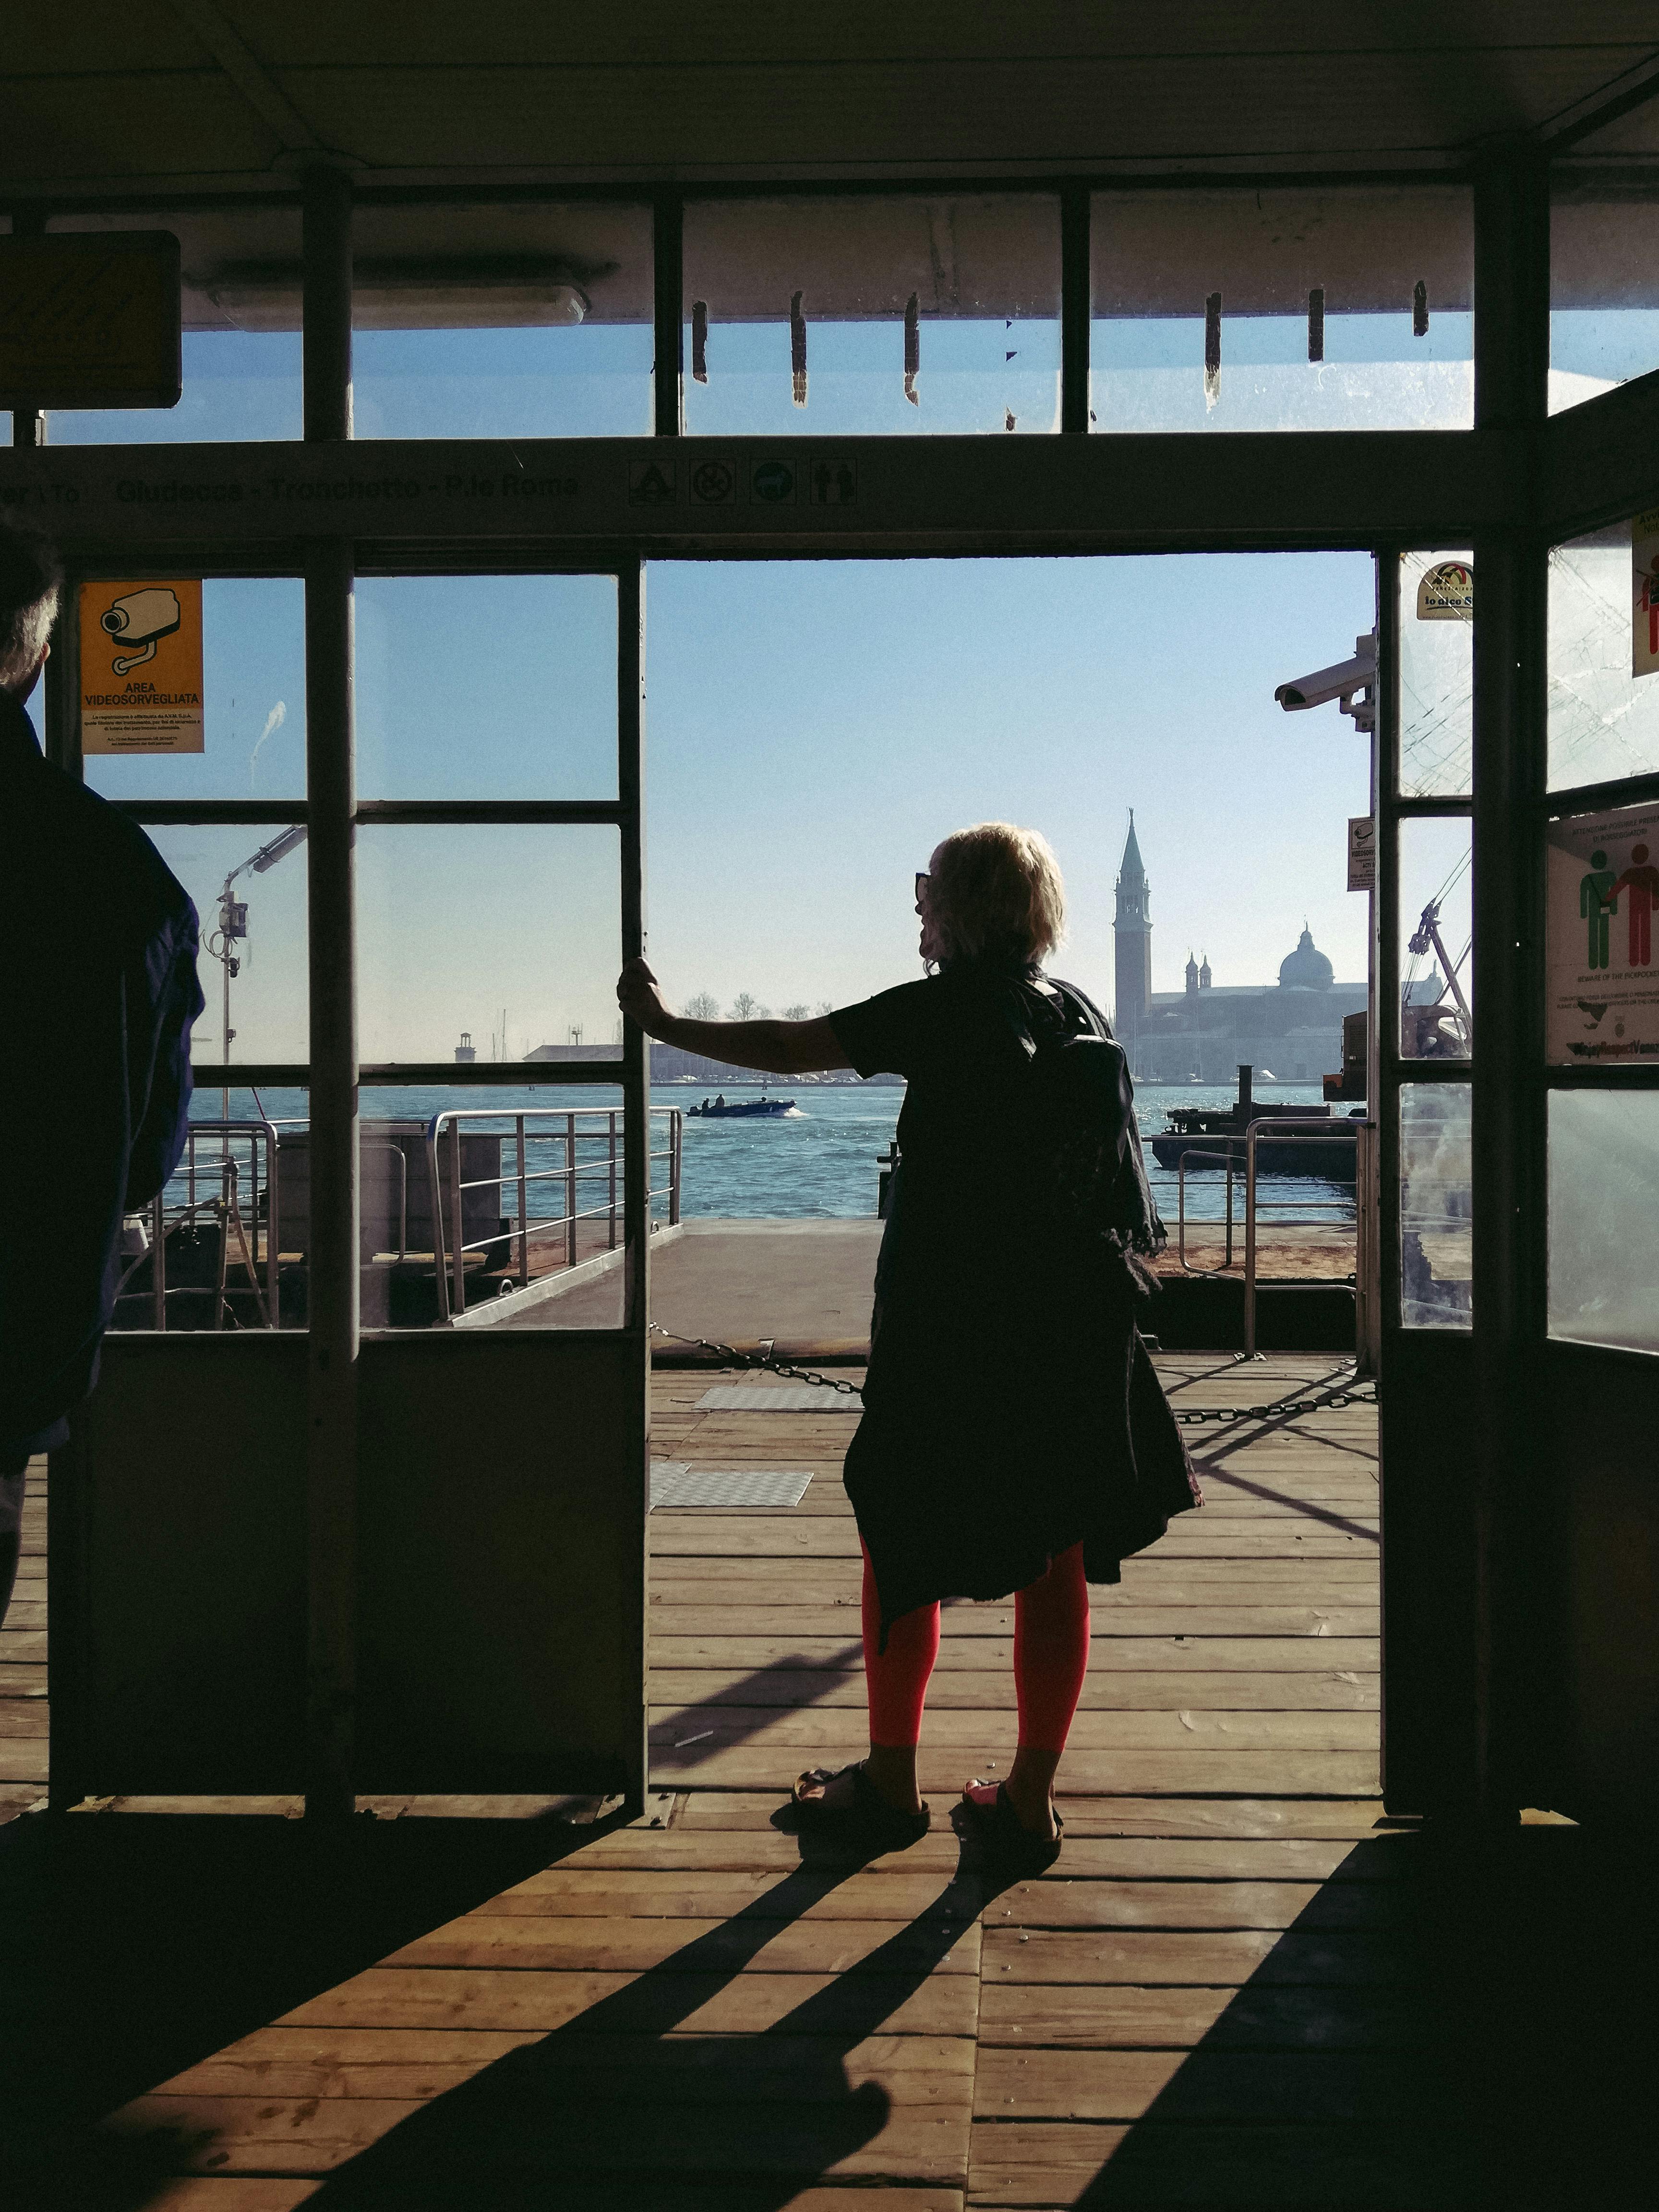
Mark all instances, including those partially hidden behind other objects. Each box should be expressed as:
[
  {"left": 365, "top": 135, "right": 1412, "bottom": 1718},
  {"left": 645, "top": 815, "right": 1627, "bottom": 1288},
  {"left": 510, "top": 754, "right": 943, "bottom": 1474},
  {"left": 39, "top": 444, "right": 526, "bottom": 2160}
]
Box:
[{"left": 0, "top": 520, "right": 204, "bottom": 1627}]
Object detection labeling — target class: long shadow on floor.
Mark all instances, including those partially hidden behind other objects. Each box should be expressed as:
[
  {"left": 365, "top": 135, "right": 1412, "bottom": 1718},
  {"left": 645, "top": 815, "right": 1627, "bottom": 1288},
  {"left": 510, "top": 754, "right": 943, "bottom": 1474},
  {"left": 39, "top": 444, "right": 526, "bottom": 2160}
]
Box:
[
  {"left": 289, "top": 1823, "right": 983, "bottom": 2208},
  {"left": 0, "top": 1803, "right": 621, "bottom": 2209},
  {"left": 6, "top": 1805, "right": 986, "bottom": 2210},
  {"left": 1051, "top": 1821, "right": 1656, "bottom": 2210}
]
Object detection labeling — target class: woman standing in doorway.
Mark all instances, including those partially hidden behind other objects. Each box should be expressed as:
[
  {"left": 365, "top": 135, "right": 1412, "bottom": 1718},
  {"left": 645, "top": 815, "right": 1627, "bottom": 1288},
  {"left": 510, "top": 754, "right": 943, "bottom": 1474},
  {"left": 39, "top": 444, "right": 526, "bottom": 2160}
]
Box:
[{"left": 617, "top": 823, "right": 1199, "bottom": 1871}]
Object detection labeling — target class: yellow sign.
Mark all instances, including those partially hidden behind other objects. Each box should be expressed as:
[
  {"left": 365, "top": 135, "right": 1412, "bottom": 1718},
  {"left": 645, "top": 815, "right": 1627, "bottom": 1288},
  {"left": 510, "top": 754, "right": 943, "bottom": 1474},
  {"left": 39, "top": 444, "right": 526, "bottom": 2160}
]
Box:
[
  {"left": 80, "top": 580, "right": 204, "bottom": 754},
  {"left": 0, "top": 233, "right": 181, "bottom": 409},
  {"left": 1415, "top": 559, "right": 1473, "bottom": 620}
]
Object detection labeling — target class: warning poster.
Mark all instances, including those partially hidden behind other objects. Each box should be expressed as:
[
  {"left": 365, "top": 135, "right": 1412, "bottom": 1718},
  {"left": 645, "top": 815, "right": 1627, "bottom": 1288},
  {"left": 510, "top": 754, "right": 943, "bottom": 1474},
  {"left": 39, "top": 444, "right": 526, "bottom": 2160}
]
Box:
[
  {"left": 1546, "top": 799, "right": 1659, "bottom": 1064},
  {"left": 79, "top": 579, "right": 203, "bottom": 753}
]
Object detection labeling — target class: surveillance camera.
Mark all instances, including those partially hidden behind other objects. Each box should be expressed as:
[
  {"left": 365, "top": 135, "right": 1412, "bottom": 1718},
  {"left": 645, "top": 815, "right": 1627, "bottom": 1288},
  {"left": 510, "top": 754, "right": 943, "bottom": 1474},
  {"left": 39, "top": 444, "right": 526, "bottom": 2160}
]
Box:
[
  {"left": 99, "top": 586, "right": 182, "bottom": 675},
  {"left": 1274, "top": 633, "right": 1377, "bottom": 730}
]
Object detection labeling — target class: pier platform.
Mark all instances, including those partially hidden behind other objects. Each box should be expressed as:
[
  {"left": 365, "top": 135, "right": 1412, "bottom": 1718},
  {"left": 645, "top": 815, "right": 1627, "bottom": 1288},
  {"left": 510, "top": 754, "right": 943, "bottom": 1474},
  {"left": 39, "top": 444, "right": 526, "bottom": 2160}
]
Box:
[{"left": 3, "top": 1360, "right": 1649, "bottom": 2204}]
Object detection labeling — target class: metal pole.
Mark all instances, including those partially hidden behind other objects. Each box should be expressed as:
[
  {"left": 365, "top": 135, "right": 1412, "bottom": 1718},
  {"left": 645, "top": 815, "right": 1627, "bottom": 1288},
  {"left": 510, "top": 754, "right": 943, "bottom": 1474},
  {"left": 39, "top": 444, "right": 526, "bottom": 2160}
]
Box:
[
  {"left": 608, "top": 1110, "right": 619, "bottom": 1249},
  {"left": 1468, "top": 150, "right": 1550, "bottom": 1825},
  {"left": 565, "top": 1111, "right": 578, "bottom": 1266},
  {"left": 1059, "top": 184, "right": 1091, "bottom": 436},
  {"left": 448, "top": 1118, "right": 466, "bottom": 1316},
  {"left": 619, "top": 559, "right": 651, "bottom": 1816},
  {"left": 301, "top": 157, "right": 357, "bottom": 1820},
  {"left": 1243, "top": 1126, "right": 1260, "bottom": 1356},
  {"left": 653, "top": 191, "right": 684, "bottom": 439},
  {"left": 302, "top": 166, "right": 353, "bottom": 442},
  {"left": 10, "top": 206, "right": 45, "bottom": 449},
  {"left": 516, "top": 1114, "right": 530, "bottom": 1286},
  {"left": 670, "top": 1110, "right": 682, "bottom": 1227},
  {"left": 152, "top": 1191, "right": 167, "bottom": 1331}
]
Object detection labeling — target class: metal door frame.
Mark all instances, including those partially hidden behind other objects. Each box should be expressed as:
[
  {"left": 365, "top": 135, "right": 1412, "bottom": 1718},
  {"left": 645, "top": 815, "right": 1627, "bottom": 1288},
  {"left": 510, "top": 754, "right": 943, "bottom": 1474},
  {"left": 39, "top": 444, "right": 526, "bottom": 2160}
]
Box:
[{"left": 14, "top": 132, "right": 1659, "bottom": 1818}]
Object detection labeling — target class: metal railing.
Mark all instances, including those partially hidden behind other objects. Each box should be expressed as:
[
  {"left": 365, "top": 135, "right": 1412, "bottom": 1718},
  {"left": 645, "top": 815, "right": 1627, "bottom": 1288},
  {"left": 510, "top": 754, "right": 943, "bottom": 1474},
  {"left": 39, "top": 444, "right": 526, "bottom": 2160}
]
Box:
[
  {"left": 1242, "top": 1118, "right": 1370, "bottom": 1357},
  {"left": 426, "top": 1107, "right": 682, "bottom": 1322},
  {"left": 1176, "top": 1147, "right": 1237, "bottom": 1273},
  {"left": 123, "top": 1118, "right": 282, "bottom": 1331}
]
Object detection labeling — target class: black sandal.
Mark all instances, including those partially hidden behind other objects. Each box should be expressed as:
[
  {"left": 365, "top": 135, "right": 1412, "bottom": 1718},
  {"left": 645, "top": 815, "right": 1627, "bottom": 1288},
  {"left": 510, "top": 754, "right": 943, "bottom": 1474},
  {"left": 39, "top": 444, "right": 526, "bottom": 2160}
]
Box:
[
  {"left": 790, "top": 1762, "right": 931, "bottom": 1853},
  {"left": 960, "top": 1780, "right": 1064, "bottom": 1876}
]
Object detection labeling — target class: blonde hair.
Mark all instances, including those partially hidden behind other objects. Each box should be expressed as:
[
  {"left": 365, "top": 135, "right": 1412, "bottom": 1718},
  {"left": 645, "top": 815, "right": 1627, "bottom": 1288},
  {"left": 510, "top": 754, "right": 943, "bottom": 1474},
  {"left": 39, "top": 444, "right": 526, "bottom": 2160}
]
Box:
[{"left": 927, "top": 822, "right": 1066, "bottom": 969}]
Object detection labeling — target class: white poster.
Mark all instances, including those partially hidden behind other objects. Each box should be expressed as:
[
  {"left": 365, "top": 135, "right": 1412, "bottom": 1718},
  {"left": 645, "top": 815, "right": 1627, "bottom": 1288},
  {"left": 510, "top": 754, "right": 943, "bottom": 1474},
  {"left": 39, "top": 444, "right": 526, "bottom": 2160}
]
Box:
[{"left": 1546, "top": 800, "right": 1659, "bottom": 1065}]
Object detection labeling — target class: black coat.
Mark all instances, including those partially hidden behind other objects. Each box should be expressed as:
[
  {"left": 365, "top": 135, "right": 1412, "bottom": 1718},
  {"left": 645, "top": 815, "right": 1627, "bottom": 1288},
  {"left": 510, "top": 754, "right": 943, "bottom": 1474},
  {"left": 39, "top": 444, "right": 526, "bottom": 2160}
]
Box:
[
  {"left": 830, "top": 962, "right": 1201, "bottom": 1635},
  {"left": 0, "top": 688, "right": 203, "bottom": 1449}
]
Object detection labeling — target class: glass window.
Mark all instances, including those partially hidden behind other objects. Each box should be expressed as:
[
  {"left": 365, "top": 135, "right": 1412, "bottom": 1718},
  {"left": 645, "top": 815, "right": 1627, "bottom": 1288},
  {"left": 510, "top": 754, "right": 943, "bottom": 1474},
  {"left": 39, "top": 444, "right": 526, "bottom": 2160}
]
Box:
[
  {"left": 350, "top": 202, "right": 652, "bottom": 439},
  {"left": 345, "top": 1084, "right": 672, "bottom": 1331},
  {"left": 1400, "top": 1085, "right": 1472, "bottom": 1329},
  {"left": 148, "top": 823, "right": 309, "bottom": 1066},
  {"left": 1550, "top": 172, "right": 1659, "bottom": 413},
  {"left": 354, "top": 573, "right": 616, "bottom": 800},
  {"left": 44, "top": 208, "right": 303, "bottom": 444},
  {"left": 1549, "top": 1089, "right": 1659, "bottom": 1353},
  {"left": 1399, "top": 818, "right": 1472, "bottom": 1060},
  {"left": 1398, "top": 551, "right": 1473, "bottom": 797},
  {"left": 682, "top": 195, "right": 1061, "bottom": 435},
  {"left": 1091, "top": 186, "right": 1473, "bottom": 433},
  {"left": 109, "top": 1085, "right": 308, "bottom": 1334},
  {"left": 1548, "top": 523, "right": 1659, "bottom": 791},
  {"left": 357, "top": 826, "right": 620, "bottom": 1066},
  {"left": 81, "top": 577, "right": 305, "bottom": 803}
]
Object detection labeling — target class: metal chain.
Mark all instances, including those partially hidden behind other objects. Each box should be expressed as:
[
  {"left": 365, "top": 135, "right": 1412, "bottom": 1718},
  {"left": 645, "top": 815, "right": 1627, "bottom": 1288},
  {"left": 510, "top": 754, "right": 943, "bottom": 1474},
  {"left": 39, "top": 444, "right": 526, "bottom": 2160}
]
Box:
[
  {"left": 652, "top": 1323, "right": 1376, "bottom": 1421},
  {"left": 1173, "top": 1389, "right": 1376, "bottom": 1425},
  {"left": 649, "top": 1324, "right": 865, "bottom": 1395}
]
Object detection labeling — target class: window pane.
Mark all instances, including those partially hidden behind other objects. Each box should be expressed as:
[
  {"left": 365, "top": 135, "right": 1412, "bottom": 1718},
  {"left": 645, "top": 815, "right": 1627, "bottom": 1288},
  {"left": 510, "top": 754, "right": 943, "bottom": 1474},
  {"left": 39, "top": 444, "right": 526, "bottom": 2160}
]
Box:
[
  {"left": 355, "top": 574, "right": 616, "bottom": 799},
  {"left": 1548, "top": 523, "right": 1659, "bottom": 790},
  {"left": 351, "top": 202, "right": 652, "bottom": 439},
  {"left": 1398, "top": 551, "right": 1473, "bottom": 796},
  {"left": 1399, "top": 817, "right": 1472, "bottom": 1060},
  {"left": 1549, "top": 1089, "right": 1659, "bottom": 1353},
  {"left": 110, "top": 1085, "right": 309, "bottom": 1334},
  {"left": 682, "top": 196, "right": 1060, "bottom": 436},
  {"left": 346, "top": 1083, "right": 670, "bottom": 1331},
  {"left": 149, "top": 824, "right": 308, "bottom": 1065},
  {"left": 81, "top": 577, "right": 305, "bottom": 803},
  {"left": 44, "top": 208, "right": 302, "bottom": 444},
  {"left": 1550, "top": 174, "right": 1659, "bottom": 412},
  {"left": 357, "top": 826, "right": 620, "bottom": 1065},
  {"left": 1400, "top": 1085, "right": 1472, "bottom": 1330},
  {"left": 1091, "top": 187, "right": 1473, "bottom": 433}
]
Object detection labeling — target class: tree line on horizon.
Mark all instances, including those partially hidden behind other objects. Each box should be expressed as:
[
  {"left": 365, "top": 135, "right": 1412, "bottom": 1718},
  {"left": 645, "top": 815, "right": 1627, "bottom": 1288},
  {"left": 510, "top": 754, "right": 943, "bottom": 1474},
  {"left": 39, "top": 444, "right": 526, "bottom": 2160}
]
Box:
[{"left": 683, "top": 993, "right": 835, "bottom": 1024}]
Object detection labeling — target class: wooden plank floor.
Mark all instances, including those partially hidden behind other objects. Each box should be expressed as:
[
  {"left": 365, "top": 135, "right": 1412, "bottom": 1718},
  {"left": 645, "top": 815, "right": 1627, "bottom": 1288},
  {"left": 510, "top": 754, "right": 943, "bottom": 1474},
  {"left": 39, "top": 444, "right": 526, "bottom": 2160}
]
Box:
[{"left": 6, "top": 1357, "right": 1650, "bottom": 2208}]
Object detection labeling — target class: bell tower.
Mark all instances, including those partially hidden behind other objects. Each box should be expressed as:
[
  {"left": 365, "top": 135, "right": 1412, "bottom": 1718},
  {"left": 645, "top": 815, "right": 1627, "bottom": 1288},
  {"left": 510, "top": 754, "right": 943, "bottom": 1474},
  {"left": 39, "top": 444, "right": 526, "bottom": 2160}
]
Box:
[{"left": 1114, "top": 813, "right": 1152, "bottom": 1041}]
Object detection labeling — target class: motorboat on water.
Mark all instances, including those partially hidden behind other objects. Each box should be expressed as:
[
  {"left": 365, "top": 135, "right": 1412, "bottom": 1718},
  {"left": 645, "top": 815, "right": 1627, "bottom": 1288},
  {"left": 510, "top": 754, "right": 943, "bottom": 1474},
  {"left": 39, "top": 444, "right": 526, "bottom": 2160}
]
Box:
[{"left": 686, "top": 1086, "right": 798, "bottom": 1118}]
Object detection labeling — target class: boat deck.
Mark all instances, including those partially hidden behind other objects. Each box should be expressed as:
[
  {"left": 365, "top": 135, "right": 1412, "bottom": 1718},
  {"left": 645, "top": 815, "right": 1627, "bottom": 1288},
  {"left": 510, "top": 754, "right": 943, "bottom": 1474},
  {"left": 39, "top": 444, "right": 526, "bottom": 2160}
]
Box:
[{"left": 0, "top": 1359, "right": 1649, "bottom": 2206}]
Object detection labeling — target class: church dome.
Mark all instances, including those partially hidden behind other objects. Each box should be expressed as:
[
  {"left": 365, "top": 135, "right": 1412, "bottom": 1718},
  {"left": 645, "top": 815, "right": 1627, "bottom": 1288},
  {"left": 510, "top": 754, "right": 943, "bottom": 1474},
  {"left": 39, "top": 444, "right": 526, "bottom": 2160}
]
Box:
[{"left": 1278, "top": 926, "right": 1334, "bottom": 991}]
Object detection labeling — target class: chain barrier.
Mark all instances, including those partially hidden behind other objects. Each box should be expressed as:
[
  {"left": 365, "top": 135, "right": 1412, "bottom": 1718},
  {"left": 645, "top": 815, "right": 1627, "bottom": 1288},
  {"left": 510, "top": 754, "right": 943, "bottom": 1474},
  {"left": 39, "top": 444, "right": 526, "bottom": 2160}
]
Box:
[
  {"left": 1173, "top": 1388, "right": 1376, "bottom": 1425},
  {"left": 649, "top": 1324, "right": 864, "bottom": 1396},
  {"left": 651, "top": 1323, "right": 1376, "bottom": 1421}
]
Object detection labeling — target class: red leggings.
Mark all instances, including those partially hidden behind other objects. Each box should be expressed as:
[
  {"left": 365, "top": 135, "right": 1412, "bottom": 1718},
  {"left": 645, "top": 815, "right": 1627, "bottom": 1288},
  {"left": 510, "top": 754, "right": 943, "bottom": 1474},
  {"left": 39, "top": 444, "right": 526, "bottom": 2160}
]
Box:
[{"left": 862, "top": 1541, "right": 1090, "bottom": 1755}]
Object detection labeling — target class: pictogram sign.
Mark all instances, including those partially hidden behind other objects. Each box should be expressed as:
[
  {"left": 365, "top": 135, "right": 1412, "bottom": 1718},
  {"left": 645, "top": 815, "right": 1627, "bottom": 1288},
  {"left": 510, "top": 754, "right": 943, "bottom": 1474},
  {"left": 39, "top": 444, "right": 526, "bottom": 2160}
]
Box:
[
  {"left": 628, "top": 460, "right": 676, "bottom": 506},
  {"left": 80, "top": 579, "right": 204, "bottom": 753},
  {"left": 690, "top": 459, "right": 737, "bottom": 505},
  {"left": 0, "top": 233, "right": 181, "bottom": 409}
]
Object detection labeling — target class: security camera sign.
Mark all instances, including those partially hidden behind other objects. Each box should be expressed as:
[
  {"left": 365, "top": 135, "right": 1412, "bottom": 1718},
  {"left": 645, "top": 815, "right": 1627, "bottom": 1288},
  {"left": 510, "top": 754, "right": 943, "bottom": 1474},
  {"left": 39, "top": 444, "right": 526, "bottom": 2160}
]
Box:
[
  {"left": 1546, "top": 799, "right": 1659, "bottom": 1064},
  {"left": 79, "top": 578, "right": 203, "bottom": 752}
]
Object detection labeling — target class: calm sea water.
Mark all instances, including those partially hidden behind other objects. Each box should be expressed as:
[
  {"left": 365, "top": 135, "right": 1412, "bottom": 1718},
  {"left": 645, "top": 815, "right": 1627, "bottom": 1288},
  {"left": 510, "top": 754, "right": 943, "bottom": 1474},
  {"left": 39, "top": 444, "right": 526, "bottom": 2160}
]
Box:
[{"left": 185, "top": 1079, "right": 1353, "bottom": 1227}]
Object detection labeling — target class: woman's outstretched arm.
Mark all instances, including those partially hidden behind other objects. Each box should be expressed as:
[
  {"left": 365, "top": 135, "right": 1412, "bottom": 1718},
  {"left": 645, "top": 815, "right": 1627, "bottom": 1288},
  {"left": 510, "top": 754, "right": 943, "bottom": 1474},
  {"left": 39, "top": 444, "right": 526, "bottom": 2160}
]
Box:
[{"left": 616, "top": 958, "right": 853, "bottom": 1075}]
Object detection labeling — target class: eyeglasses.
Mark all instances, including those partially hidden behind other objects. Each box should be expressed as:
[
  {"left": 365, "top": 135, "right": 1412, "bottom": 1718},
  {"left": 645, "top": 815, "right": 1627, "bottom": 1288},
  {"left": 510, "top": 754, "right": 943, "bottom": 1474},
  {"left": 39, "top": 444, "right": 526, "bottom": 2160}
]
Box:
[{"left": 914, "top": 872, "right": 931, "bottom": 903}]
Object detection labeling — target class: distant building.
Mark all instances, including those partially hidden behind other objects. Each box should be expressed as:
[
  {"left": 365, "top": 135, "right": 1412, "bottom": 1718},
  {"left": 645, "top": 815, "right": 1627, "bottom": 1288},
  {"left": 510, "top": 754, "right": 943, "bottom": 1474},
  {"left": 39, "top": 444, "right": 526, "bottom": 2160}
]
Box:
[
  {"left": 455, "top": 1031, "right": 476, "bottom": 1063},
  {"left": 525, "top": 1040, "right": 890, "bottom": 1084},
  {"left": 1110, "top": 822, "right": 1366, "bottom": 1083}
]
